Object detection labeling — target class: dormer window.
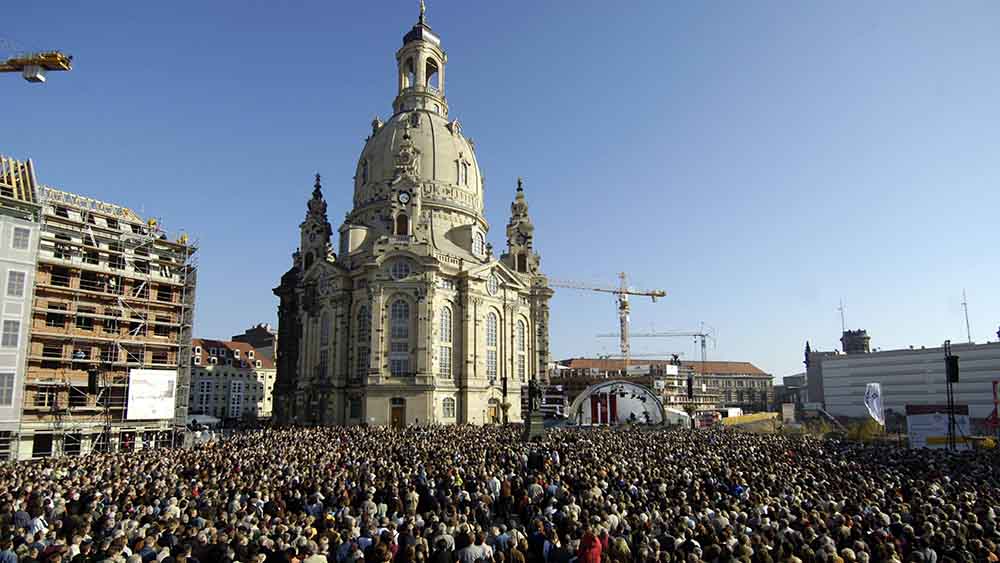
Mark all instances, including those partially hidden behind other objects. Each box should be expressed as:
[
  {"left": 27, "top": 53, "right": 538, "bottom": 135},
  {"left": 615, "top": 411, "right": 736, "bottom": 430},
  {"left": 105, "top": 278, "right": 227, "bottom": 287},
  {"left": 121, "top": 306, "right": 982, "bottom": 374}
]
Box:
[
  {"left": 256, "top": 360, "right": 262, "bottom": 369},
  {"left": 210, "top": 357, "right": 218, "bottom": 365},
  {"left": 474, "top": 232, "right": 486, "bottom": 257},
  {"left": 234, "top": 349, "right": 240, "bottom": 359},
  {"left": 248, "top": 350, "right": 255, "bottom": 360}
]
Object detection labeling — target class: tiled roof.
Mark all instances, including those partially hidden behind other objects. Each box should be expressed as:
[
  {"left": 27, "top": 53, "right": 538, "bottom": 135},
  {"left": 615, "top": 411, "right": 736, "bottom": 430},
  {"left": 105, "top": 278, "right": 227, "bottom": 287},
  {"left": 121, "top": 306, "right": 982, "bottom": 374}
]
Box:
[
  {"left": 558, "top": 358, "right": 769, "bottom": 376},
  {"left": 192, "top": 338, "right": 275, "bottom": 369}
]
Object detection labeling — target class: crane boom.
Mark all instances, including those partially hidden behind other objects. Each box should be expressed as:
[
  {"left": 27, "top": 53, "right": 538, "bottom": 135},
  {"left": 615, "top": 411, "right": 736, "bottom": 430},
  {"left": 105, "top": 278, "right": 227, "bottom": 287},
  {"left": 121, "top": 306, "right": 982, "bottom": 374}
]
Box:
[
  {"left": 551, "top": 272, "right": 666, "bottom": 369},
  {"left": 0, "top": 51, "right": 72, "bottom": 82},
  {"left": 597, "top": 327, "right": 716, "bottom": 373}
]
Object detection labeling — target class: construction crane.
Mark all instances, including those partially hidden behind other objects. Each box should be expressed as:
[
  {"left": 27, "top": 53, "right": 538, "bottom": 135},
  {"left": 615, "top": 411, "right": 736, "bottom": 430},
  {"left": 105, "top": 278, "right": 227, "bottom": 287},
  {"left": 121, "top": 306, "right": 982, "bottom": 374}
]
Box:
[
  {"left": 550, "top": 272, "right": 666, "bottom": 369},
  {"left": 0, "top": 50, "right": 72, "bottom": 82},
  {"left": 597, "top": 327, "right": 716, "bottom": 372}
]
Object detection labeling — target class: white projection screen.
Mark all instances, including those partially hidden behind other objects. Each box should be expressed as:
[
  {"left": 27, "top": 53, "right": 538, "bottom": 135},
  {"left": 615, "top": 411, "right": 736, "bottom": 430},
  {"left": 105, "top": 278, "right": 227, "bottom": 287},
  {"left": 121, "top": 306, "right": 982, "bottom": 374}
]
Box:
[{"left": 126, "top": 369, "right": 178, "bottom": 420}]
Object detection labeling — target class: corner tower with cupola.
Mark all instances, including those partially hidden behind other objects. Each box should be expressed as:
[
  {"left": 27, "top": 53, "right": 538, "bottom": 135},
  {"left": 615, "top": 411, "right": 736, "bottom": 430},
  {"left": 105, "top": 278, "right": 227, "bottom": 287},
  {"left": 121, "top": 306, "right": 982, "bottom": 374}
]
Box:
[{"left": 273, "top": 4, "right": 552, "bottom": 426}]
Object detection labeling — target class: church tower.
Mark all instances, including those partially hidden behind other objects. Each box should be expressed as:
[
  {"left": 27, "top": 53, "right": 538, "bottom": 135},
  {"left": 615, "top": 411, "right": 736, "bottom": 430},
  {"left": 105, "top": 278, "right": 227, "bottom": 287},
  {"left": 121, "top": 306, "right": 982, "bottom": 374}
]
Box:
[
  {"left": 300, "top": 174, "right": 333, "bottom": 272},
  {"left": 274, "top": 3, "right": 552, "bottom": 427},
  {"left": 501, "top": 178, "right": 540, "bottom": 275}
]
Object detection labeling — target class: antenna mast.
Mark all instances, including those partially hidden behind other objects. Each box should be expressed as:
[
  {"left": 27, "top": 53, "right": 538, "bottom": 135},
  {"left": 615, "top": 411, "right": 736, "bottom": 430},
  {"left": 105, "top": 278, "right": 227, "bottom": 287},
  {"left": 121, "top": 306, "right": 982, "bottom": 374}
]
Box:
[
  {"left": 962, "top": 289, "right": 972, "bottom": 344},
  {"left": 838, "top": 299, "right": 846, "bottom": 333}
]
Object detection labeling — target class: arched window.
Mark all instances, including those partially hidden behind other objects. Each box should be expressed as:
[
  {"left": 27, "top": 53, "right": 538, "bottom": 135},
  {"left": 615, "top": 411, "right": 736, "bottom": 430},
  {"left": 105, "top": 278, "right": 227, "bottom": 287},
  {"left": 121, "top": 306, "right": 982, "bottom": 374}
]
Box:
[
  {"left": 517, "top": 319, "right": 527, "bottom": 383},
  {"left": 439, "top": 307, "right": 452, "bottom": 377},
  {"left": 389, "top": 300, "right": 410, "bottom": 376},
  {"left": 426, "top": 58, "right": 440, "bottom": 90},
  {"left": 443, "top": 397, "right": 456, "bottom": 418},
  {"left": 485, "top": 311, "right": 498, "bottom": 384},
  {"left": 304, "top": 252, "right": 314, "bottom": 270},
  {"left": 320, "top": 311, "right": 331, "bottom": 346},
  {"left": 473, "top": 232, "right": 485, "bottom": 257},
  {"left": 357, "top": 305, "right": 370, "bottom": 342},
  {"left": 404, "top": 57, "right": 416, "bottom": 89},
  {"left": 355, "top": 305, "right": 370, "bottom": 381},
  {"left": 395, "top": 214, "right": 409, "bottom": 236},
  {"left": 440, "top": 307, "right": 452, "bottom": 343}
]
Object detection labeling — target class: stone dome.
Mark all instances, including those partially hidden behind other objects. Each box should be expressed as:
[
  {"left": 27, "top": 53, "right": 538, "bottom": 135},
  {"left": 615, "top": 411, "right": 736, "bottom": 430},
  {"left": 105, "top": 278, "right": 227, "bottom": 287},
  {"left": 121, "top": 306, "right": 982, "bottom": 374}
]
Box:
[{"left": 353, "top": 108, "right": 484, "bottom": 220}]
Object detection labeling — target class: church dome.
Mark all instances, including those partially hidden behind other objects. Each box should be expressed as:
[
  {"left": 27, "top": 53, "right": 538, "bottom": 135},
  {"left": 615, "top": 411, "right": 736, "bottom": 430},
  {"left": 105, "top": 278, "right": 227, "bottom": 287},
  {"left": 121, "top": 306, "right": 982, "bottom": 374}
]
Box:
[
  {"left": 354, "top": 109, "right": 483, "bottom": 217},
  {"left": 351, "top": 6, "right": 485, "bottom": 223}
]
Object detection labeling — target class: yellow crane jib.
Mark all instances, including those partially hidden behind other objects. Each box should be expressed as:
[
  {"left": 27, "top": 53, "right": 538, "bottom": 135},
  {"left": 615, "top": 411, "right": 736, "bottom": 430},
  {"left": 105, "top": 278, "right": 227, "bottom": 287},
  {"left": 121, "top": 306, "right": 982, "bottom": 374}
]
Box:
[{"left": 0, "top": 51, "right": 73, "bottom": 83}]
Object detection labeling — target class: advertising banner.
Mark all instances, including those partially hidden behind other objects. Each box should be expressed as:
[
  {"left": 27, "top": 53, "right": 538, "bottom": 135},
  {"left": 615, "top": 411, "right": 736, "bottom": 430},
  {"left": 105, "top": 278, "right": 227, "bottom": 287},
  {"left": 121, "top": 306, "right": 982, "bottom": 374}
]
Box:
[
  {"left": 126, "top": 369, "right": 178, "bottom": 420},
  {"left": 906, "top": 404, "right": 970, "bottom": 450}
]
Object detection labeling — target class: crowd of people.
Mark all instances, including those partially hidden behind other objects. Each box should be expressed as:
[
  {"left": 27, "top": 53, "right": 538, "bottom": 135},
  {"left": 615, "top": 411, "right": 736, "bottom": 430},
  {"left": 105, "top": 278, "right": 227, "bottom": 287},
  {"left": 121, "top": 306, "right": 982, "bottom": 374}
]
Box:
[{"left": 1, "top": 425, "right": 997, "bottom": 563}]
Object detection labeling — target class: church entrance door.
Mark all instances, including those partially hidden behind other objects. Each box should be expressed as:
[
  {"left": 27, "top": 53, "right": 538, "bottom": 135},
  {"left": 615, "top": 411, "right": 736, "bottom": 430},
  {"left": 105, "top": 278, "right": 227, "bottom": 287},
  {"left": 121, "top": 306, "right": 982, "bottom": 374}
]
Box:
[
  {"left": 390, "top": 398, "right": 406, "bottom": 428},
  {"left": 487, "top": 399, "right": 500, "bottom": 424}
]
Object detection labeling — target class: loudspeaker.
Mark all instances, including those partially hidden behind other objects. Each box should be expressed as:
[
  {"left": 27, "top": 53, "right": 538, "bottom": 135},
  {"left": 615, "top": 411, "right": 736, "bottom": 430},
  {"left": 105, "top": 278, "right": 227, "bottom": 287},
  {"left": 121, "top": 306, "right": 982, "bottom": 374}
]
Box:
[
  {"left": 686, "top": 376, "right": 694, "bottom": 399},
  {"left": 946, "top": 355, "right": 959, "bottom": 383},
  {"left": 87, "top": 368, "right": 99, "bottom": 394}
]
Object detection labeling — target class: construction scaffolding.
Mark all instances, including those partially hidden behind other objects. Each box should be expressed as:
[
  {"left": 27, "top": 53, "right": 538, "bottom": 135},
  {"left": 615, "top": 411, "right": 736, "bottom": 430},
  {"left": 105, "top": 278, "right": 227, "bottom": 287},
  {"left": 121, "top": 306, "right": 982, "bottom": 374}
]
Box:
[{"left": 19, "top": 186, "right": 196, "bottom": 458}]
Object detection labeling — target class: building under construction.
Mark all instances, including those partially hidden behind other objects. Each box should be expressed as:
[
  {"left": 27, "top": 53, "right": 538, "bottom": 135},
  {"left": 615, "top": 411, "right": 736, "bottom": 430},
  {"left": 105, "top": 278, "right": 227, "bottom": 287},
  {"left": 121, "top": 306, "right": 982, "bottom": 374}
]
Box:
[{"left": 13, "top": 180, "right": 196, "bottom": 459}]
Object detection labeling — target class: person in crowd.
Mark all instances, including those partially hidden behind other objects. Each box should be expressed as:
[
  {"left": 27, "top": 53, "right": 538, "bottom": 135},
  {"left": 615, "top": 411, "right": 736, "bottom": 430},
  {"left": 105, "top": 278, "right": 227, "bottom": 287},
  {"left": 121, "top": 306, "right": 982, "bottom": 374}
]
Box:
[{"left": 0, "top": 425, "right": 997, "bottom": 563}]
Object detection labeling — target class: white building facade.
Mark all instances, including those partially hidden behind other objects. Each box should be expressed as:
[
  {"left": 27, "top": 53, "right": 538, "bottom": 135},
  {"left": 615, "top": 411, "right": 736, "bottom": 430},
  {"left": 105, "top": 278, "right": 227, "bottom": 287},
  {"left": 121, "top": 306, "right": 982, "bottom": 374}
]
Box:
[
  {"left": 0, "top": 156, "right": 41, "bottom": 460},
  {"left": 823, "top": 341, "right": 1000, "bottom": 419}
]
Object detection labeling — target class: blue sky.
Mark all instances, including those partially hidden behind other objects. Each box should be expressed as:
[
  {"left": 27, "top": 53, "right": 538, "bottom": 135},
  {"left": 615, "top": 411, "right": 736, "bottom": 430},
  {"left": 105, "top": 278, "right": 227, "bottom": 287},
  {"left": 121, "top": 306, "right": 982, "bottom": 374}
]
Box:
[{"left": 4, "top": 1, "right": 998, "bottom": 380}]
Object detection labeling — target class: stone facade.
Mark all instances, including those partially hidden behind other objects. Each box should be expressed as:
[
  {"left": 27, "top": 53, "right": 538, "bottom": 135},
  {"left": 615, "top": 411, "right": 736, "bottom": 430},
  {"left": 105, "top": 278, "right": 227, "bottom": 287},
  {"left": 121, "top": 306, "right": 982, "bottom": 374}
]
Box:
[{"left": 272, "top": 9, "right": 552, "bottom": 427}]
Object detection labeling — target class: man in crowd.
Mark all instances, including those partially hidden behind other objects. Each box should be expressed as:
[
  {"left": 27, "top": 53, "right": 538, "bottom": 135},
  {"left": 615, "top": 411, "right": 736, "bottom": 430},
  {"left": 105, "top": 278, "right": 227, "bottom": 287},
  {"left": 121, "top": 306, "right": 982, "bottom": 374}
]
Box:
[{"left": 0, "top": 425, "right": 997, "bottom": 563}]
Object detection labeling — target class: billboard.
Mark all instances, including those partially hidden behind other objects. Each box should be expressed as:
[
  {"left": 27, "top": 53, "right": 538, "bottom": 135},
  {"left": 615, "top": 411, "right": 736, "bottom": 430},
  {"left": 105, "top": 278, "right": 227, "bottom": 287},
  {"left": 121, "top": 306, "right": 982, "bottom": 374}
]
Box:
[
  {"left": 906, "top": 404, "right": 971, "bottom": 450},
  {"left": 126, "top": 369, "right": 177, "bottom": 420}
]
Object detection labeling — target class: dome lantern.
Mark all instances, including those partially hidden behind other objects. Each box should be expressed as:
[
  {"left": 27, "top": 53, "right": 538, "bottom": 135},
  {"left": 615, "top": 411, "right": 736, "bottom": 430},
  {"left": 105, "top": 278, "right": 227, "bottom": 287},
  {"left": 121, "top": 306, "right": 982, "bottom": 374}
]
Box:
[{"left": 394, "top": 1, "right": 448, "bottom": 117}]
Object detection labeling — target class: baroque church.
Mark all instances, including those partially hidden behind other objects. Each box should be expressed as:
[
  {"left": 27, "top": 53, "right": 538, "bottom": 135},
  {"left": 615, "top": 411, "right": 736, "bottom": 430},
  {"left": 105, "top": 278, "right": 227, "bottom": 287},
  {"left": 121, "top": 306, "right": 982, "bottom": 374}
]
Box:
[{"left": 272, "top": 5, "right": 552, "bottom": 427}]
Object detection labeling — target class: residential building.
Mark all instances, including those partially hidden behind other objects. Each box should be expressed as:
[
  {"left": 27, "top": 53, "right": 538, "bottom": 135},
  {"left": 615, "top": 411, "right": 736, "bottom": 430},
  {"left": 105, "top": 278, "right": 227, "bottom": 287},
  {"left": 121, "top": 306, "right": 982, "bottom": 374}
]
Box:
[
  {"left": 273, "top": 6, "right": 552, "bottom": 427},
  {"left": 0, "top": 155, "right": 42, "bottom": 460},
  {"left": 17, "top": 184, "right": 196, "bottom": 459},
  {"left": 821, "top": 340, "right": 1000, "bottom": 420},
  {"left": 231, "top": 323, "right": 277, "bottom": 360},
  {"left": 189, "top": 339, "right": 276, "bottom": 420}
]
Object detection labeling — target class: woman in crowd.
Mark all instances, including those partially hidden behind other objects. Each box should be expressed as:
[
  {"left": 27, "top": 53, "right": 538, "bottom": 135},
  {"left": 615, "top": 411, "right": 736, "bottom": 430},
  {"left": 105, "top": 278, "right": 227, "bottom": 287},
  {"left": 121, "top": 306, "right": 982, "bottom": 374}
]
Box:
[{"left": 0, "top": 425, "right": 996, "bottom": 563}]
